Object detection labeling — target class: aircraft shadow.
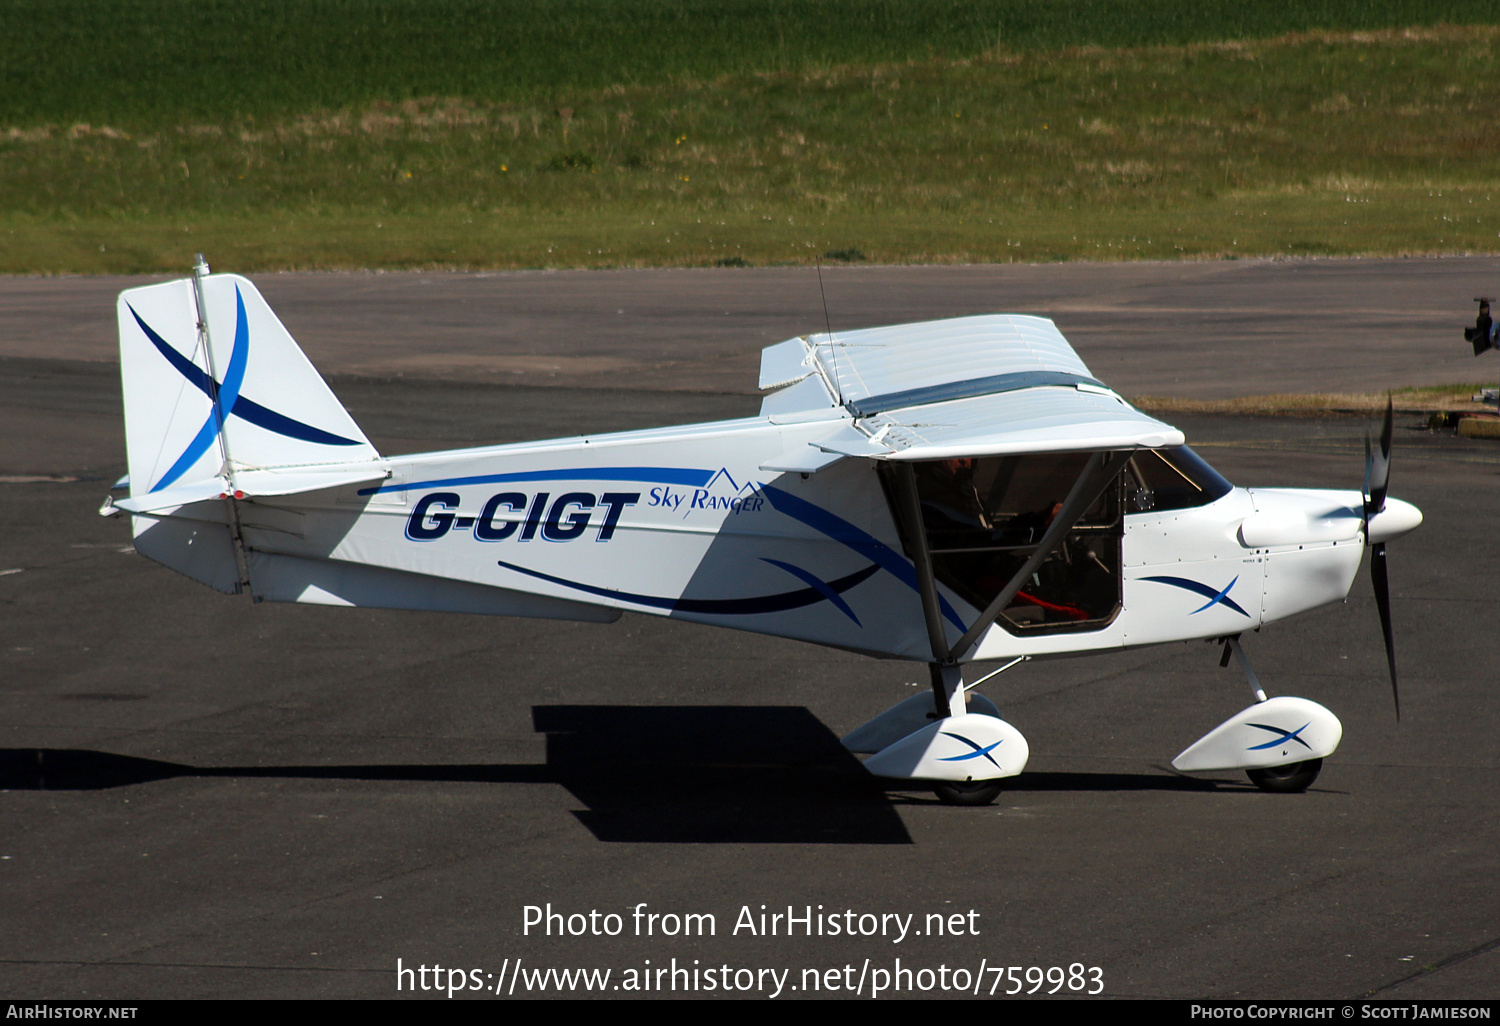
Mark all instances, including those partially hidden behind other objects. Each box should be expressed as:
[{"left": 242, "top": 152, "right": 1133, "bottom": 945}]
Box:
[
  {"left": 529, "top": 706, "right": 906, "bottom": 843},
  {"left": 0, "top": 710, "right": 1246, "bottom": 841},
  {"left": 0, "top": 706, "right": 907, "bottom": 845}
]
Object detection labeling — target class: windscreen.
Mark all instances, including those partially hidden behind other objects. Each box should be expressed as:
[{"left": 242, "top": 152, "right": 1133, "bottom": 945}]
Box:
[{"left": 1125, "top": 446, "right": 1232, "bottom": 513}]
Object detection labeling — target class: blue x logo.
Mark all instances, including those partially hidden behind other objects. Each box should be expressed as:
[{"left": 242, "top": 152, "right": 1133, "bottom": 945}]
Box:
[
  {"left": 1140, "top": 575, "right": 1251, "bottom": 617},
  {"left": 938, "top": 732, "right": 1002, "bottom": 768},
  {"left": 128, "top": 285, "right": 361, "bottom": 494},
  {"left": 1246, "top": 722, "right": 1312, "bottom": 751}
]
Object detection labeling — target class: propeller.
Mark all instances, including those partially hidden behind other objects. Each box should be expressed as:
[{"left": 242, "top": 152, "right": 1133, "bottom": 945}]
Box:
[{"left": 1362, "top": 397, "right": 1399, "bottom": 720}]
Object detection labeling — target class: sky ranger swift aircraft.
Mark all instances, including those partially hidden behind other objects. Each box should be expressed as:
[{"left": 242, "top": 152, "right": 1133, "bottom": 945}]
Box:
[{"left": 102, "top": 259, "right": 1423, "bottom": 805}]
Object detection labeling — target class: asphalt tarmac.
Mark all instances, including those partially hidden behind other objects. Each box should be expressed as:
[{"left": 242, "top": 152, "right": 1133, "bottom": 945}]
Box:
[
  {"left": 3, "top": 255, "right": 1499, "bottom": 397},
  {"left": 1, "top": 263, "right": 1497, "bottom": 1001}
]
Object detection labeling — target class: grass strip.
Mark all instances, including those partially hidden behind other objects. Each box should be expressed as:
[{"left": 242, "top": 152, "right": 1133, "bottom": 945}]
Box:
[
  {"left": 4, "top": 24, "right": 1500, "bottom": 272},
  {"left": 5, "top": 0, "right": 1496, "bottom": 127}
]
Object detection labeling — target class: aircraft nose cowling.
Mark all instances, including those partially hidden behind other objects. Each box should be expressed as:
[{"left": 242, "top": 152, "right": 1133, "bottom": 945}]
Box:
[
  {"left": 1238, "top": 488, "right": 1364, "bottom": 548},
  {"left": 1367, "top": 497, "right": 1423, "bottom": 544}
]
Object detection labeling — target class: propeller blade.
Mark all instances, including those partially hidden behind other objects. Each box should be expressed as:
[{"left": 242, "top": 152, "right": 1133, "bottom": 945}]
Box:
[
  {"left": 1365, "top": 397, "right": 1393, "bottom": 520},
  {"left": 1362, "top": 399, "right": 1399, "bottom": 720},
  {"left": 1370, "top": 540, "right": 1400, "bottom": 721}
]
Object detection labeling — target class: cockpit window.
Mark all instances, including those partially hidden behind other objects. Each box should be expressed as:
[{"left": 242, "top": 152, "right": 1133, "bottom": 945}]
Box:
[
  {"left": 1125, "top": 446, "right": 1232, "bottom": 514},
  {"left": 881, "top": 453, "right": 1122, "bottom": 636}
]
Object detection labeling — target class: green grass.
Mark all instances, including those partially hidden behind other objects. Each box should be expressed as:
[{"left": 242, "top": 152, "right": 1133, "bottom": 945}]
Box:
[
  {"left": 4, "top": 7, "right": 1500, "bottom": 272},
  {"left": 7, "top": 184, "right": 1500, "bottom": 275},
  {"left": 5, "top": 1, "right": 1497, "bottom": 128}
]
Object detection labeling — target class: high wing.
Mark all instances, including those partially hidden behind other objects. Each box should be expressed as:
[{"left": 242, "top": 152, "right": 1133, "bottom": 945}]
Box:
[{"left": 758, "top": 314, "right": 1182, "bottom": 462}]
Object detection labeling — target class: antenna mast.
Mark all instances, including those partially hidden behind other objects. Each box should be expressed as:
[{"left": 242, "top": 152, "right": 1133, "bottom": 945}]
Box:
[{"left": 815, "top": 257, "right": 843, "bottom": 406}]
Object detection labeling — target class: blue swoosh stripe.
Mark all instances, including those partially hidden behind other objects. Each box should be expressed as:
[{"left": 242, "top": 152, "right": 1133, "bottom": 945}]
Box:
[
  {"left": 128, "top": 298, "right": 363, "bottom": 476},
  {"left": 148, "top": 287, "right": 250, "bottom": 492},
  {"left": 218, "top": 284, "right": 250, "bottom": 418},
  {"left": 1246, "top": 722, "right": 1312, "bottom": 751},
  {"left": 384, "top": 472, "right": 966, "bottom": 631},
  {"left": 1139, "top": 575, "right": 1251, "bottom": 617},
  {"left": 360, "top": 467, "right": 716, "bottom": 496},
  {"left": 938, "top": 731, "right": 1002, "bottom": 767},
  {"left": 232, "top": 396, "right": 363, "bottom": 447},
  {"left": 760, "top": 557, "right": 861, "bottom": 625},
  {"left": 128, "top": 303, "right": 214, "bottom": 393},
  {"left": 151, "top": 404, "right": 223, "bottom": 493},
  {"left": 495, "top": 559, "right": 879, "bottom": 616},
  {"left": 761, "top": 484, "right": 968, "bottom": 633}
]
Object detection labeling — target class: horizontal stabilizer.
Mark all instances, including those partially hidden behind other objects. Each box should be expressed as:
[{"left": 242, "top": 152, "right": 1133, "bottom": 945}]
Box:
[
  {"left": 230, "top": 462, "right": 390, "bottom": 498},
  {"left": 114, "top": 477, "right": 231, "bottom": 514},
  {"left": 113, "top": 462, "right": 392, "bottom": 513}
]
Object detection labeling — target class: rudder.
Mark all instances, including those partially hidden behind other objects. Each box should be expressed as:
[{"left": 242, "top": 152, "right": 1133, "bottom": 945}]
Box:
[{"left": 117, "top": 261, "right": 385, "bottom": 510}]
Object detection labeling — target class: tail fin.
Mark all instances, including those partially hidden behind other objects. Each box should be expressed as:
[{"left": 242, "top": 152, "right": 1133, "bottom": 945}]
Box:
[{"left": 116, "top": 266, "right": 385, "bottom": 512}]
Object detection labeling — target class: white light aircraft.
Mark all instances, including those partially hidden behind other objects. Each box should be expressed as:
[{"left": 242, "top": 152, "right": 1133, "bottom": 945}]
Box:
[{"left": 101, "top": 258, "right": 1423, "bottom": 804}]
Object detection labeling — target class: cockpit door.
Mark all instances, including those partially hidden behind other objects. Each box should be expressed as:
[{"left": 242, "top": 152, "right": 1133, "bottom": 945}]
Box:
[{"left": 881, "top": 452, "right": 1124, "bottom": 637}]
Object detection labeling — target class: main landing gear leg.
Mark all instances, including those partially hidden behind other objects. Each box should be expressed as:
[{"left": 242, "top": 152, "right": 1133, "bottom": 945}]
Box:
[
  {"left": 929, "top": 662, "right": 962, "bottom": 718},
  {"left": 926, "top": 662, "right": 1002, "bottom": 805}
]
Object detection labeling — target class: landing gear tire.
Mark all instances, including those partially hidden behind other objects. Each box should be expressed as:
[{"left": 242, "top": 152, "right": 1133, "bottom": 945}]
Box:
[
  {"left": 1246, "top": 757, "right": 1322, "bottom": 793},
  {"left": 932, "top": 780, "right": 1004, "bottom": 806}
]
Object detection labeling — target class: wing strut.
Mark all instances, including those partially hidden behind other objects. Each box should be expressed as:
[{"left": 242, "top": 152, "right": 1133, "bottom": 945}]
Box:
[
  {"left": 890, "top": 451, "right": 1133, "bottom": 717},
  {"left": 891, "top": 463, "right": 954, "bottom": 666}
]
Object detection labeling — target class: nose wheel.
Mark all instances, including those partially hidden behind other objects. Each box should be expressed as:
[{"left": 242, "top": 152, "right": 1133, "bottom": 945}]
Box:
[
  {"left": 932, "top": 780, "right": 1005, "bottom": 806},
  {"left": 1246, "top": 757, "right": 1322, "bottom": 793}
]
